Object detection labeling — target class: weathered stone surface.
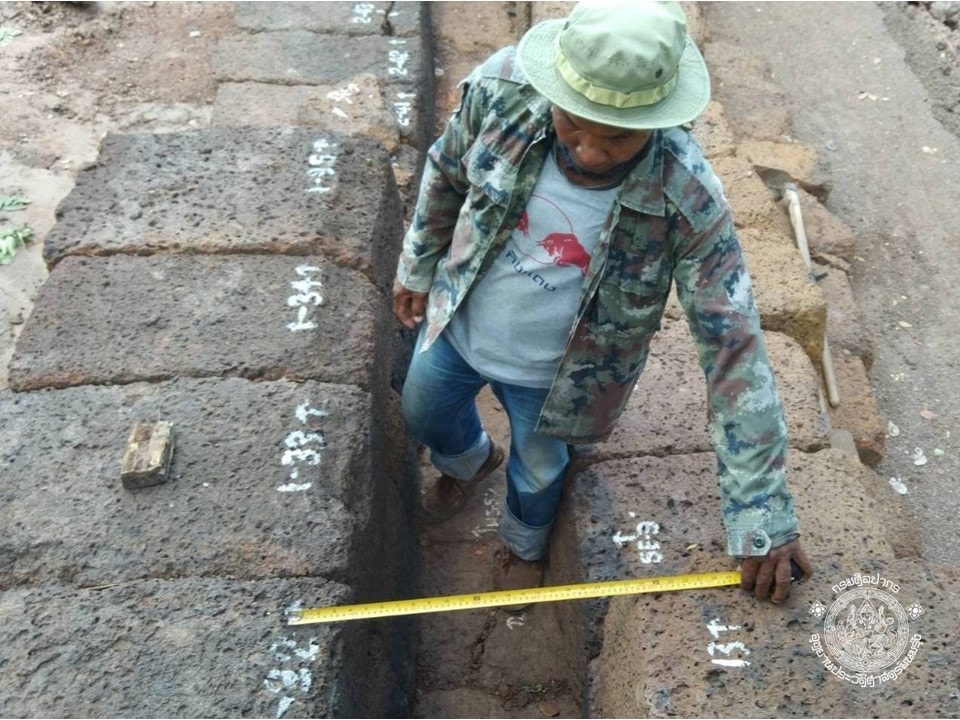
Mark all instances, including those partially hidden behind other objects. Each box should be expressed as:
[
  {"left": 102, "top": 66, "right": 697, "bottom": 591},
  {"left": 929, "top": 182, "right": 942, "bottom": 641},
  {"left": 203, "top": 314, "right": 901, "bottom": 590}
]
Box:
[
  {"left": 234, "top": 1, "right": 427, "bottom": 37},
  {"left": 563, "top": 449, "right": 900, "bottom": 586},
  {"left": 738, "top": 139, "right": 831, "bottom": 200},
  {"left": 553, "top": 449, "right": 921, "bottom": 666},
  {"left": 703, "top": 41, "right": 793, "bottom": 141},
  {"left": 0, "top": 378, "right": 404, "bottom": 587},
  {"left": 593, "top": 557, "right": 960, "bottom": 718},
  {"left": 8, "top": 255, "right": 385, "bottom": 392},
  {"left": 577, "top": 320, "right": 828, "bottom": 465},
  {"left": 797, "top": 186, "right": 858, "bottom": 261},
  {"left": 691, "top": 100, "right": 737, "bottom": 159},
  {"left": 212, "top": 75, "right": 426, "bottom": 151},
  {"left": 711, "top": 153, "right": 787, "bottom": 231},
  {"left": 435, "top": 1, "right": 526, "bottom": 54},
  {"left": 0, "top": 577, "right": 355, "bottom": 718},
  {"left": 530, "top": 1, "right": 574, "bottom": 23},
  {"left": 828, "top": 353, "right": 886, "bottom": 467},
  {"left": 682, "top": 1, "right": 709, "bottom": 47},
  {"left": 42, "top": 129, "right": 403, "bottom": 290},
  {"left": 814, "top": 260, "right": 874, "bottom": 369},
  {"left": 213, "top": 32, "right": 425, "bottom": 91},
  {"left": 739, "top": 227, "right": 828, "bottom": 367}
]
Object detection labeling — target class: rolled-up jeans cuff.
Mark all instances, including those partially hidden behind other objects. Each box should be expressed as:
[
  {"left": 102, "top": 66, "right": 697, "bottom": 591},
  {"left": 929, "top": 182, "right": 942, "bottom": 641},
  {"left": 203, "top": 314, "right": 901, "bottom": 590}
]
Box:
[
  {"left": 499, "top": 500, "right": 552, "bottom": 561},
  {"left": 430, "top": 432, "right": 490, "bottom": 481}
]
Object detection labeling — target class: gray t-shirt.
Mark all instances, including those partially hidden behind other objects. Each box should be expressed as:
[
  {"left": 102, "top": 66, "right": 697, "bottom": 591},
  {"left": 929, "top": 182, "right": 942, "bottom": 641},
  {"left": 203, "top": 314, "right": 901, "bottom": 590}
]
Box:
[{"left": 446, "top": 149, "right": 619, "bottom": 387}]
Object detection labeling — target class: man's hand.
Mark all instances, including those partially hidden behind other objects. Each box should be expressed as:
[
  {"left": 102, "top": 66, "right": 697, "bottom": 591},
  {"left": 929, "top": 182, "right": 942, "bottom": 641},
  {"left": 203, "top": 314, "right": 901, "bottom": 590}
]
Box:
[
  {"left": 739, "top": 539, "right": 813, "bottom": 604},
  {"left": 393, "top": 280, "right": 428, "bottom": 329}
]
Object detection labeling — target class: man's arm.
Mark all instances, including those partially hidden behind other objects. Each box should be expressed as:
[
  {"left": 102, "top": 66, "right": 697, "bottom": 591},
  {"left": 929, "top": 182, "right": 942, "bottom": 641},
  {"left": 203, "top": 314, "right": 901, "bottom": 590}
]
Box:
[
  {"left": 393, "top": 70, "right": 487, "bottom": 327},
  {"left": 673, "top": 208, "right": 812, "bottom": 602}
]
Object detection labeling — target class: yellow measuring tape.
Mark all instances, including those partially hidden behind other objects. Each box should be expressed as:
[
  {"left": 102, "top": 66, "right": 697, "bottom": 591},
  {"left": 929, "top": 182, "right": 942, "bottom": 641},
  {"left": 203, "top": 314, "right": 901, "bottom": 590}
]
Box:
[{"left": 288, "top": 570, "right": 741, "bottom": 625}]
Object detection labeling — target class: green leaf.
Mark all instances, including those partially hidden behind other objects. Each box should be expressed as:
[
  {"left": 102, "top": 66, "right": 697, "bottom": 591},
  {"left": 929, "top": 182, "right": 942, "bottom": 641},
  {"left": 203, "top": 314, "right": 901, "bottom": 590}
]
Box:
[
  {"left": 0, "top": 26, "right": 22, "bottom": 47},
  {"left": 0, "top": 195, "right": 30, "bottom": 212},
  {"left": 0, "top": 224, "right": 34, "bottom": 265}
]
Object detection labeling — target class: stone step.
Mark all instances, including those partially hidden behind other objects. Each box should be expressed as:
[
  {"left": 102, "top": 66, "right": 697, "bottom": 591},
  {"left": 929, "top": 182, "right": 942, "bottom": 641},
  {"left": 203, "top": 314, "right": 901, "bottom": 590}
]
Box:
[
  {"left": 42, "top": 129, "right": 402, "bottom": 291},
  {"left": 0, "top": 576, "right": 411, "bottom": 718},
  {"left": 8, "top": 254, "right": 387, "bottom": 393},
  {"left": 575, "top": 318, "right": 828, "bottom": 466},
  {"left": 0, "top": 378, "right": 413, "bottom": 590}
]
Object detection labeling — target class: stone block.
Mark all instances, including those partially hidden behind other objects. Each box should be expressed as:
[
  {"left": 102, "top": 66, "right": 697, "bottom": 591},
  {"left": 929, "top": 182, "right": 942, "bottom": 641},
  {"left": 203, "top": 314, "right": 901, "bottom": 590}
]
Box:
[
  {"left": 213, "top": 32, "right": 426, "bottom": 94},
  {"left": 797, "top": 186, "right": 858, "bottom": 261},
  {"left": 552, "top": 448, "right": 918, "bottom": 666},
  {"left": 0, "top": 576, "right": 409, "bottom": 718},
  {"left": 0, "top": 378, "right": 405, "bottom": 588},
  {"left": 738, "top": 139, "right": 831, "bottom": 201},
  {"left": 710, "top": 154, "right": 786, "bottom": 231},
  {"left": 578, "top": 319, "right": 828, "bottom": 465},
  {"left": 738, "top": 227, "right": 828, "bottom": 368},
  {"left": 9, "top": 255, "right": 385, "bottom": 393},
  {"left": 592, "top": 557, "right": 960, "bottom": 718},
  {"left": 434, "top": 2, "right": 527, "bottom": 55},
  {"left": 212, "top": 75, "right": 426, "bottom": 152},
  {"left": 234, "top": 1, "right": 426, "bottom": 37},
  {"left": 827, "top": 353, "right": 886, "bottom": 467},
  {"left": 42, "top": 129, "right": 403, "bottom": 291},
  {"left": 562, "top": 449, "right": 900, "bottom": 586},
  {"left": 814, "top": 260, "right": 874, "bottom": 369},
  {"left": 702, "top": 41, "right": 792, "bottom": 141},
  {"left": 690, "top": 100, "right": 736, "bottom": 159},
  {"left": 120, "top": 421, "right": 175, "bottom": 490}
]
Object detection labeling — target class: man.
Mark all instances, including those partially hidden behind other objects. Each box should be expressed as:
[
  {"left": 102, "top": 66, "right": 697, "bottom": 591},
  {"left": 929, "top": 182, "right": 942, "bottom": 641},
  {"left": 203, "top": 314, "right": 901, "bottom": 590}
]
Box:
[{"left": 393, "top": 0, "right": 813, "bottom": 605}]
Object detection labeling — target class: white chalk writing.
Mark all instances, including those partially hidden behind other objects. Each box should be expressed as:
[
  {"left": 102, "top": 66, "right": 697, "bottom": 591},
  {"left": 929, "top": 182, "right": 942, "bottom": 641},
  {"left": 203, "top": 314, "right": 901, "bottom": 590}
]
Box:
[
  {"left": 264, "top": 636, "right": 321, "bottom": 718},
  {"left": 352, "top": 2, "right": 375, "bottom": 24},
  {"left": 388, "top": 49, "right": 410, "bottom": 76},
  {"left": 306, "top": 138, "right": 338, "bottom": 194},
  {"left": 393, "top": 91, "right": 416, "bottom": 128},
  {"left": 613, "top": 519, "right": 663, "bottom": 564},
  {"left": 277, "top": 399, "right": 327, "bottom": 492},
  {"left": 286, "top": 265, "right": 323, "bottom": 332},
  {"left": 705, "top": 617, "right": 751, "bottom": 668}
]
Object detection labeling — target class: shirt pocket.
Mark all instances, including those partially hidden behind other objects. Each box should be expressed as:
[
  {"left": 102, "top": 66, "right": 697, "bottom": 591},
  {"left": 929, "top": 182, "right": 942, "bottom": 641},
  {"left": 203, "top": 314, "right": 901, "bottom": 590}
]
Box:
[{"left": 589, "top": 268, "right": 670, "bottom": 337}]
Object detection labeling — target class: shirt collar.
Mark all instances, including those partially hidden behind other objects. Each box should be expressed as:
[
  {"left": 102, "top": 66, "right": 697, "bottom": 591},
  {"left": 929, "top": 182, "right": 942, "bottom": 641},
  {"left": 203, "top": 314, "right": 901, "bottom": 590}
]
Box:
[
  {"left": 618, "top": 130, "right": 666, "bottom": 216},
  {"left": 521, "top": 84, "right": 666, "bottom": 216}
]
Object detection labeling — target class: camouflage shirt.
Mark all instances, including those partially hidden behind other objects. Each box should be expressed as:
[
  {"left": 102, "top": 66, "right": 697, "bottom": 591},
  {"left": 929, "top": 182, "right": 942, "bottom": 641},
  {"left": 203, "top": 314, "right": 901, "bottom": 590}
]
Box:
[{"left": 396, "top": 48, "right": 799, "bottom": 556}]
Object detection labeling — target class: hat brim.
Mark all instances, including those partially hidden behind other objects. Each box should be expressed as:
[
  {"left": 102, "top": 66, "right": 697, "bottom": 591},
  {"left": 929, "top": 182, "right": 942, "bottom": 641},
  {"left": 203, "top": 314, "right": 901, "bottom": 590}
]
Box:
[{"left": 517, "top": 18, "right": 711, "bottom": 130}]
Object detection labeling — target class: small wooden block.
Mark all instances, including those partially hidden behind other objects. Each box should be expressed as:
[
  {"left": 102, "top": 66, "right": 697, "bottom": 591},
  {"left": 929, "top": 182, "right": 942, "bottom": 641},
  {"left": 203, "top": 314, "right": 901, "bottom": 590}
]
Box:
[{"left": 120, "top": 421, "right": 175, "bottom": 490}]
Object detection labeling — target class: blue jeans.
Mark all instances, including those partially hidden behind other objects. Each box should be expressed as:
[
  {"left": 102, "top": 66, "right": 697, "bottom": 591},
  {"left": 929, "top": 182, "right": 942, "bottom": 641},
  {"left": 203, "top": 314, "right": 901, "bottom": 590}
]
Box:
[{"left": 401, "top": 330, "right": 570, "bottom": 560}]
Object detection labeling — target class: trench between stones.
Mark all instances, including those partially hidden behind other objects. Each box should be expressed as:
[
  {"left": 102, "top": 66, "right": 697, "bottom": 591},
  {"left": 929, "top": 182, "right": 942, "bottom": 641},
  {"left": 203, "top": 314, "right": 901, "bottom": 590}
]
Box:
[{"left": 405, "top": 389, "right": 589, "bottom": 718}]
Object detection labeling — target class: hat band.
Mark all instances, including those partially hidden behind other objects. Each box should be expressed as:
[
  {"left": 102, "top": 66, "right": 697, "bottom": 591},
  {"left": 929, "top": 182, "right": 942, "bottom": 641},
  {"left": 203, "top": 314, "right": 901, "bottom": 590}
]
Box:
[{"left": 554, "top": 40, "right": 679, "bottom": 109}]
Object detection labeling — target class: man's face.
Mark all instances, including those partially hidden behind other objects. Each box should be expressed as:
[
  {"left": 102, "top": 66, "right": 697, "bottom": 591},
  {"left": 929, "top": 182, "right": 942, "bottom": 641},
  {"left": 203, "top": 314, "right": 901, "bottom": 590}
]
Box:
[{"left": 551, "top": 106, "right": 652, "bottom": 174}]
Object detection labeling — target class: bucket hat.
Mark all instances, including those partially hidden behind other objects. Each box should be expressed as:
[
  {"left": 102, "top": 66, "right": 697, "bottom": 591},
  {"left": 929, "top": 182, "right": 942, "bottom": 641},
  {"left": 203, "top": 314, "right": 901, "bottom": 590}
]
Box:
[{"left": 517, "top": 0, "right": 710, "bottom": 129}]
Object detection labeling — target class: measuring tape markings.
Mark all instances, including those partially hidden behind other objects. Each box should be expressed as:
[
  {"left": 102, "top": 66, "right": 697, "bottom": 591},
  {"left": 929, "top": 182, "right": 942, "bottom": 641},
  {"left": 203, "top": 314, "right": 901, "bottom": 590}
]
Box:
[{"left": 287, "top": 570, "right": 742, "bottom": 625}]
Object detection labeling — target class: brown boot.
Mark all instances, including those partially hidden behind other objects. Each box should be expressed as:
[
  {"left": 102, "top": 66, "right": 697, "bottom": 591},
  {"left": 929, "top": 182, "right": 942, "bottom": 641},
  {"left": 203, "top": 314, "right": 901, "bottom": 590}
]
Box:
[
  {"left": 420, "top": 442, "right": 504, "bottom": 522},
  {"left": 493, "top": 544, "right": 545, "bottom": 613}
]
